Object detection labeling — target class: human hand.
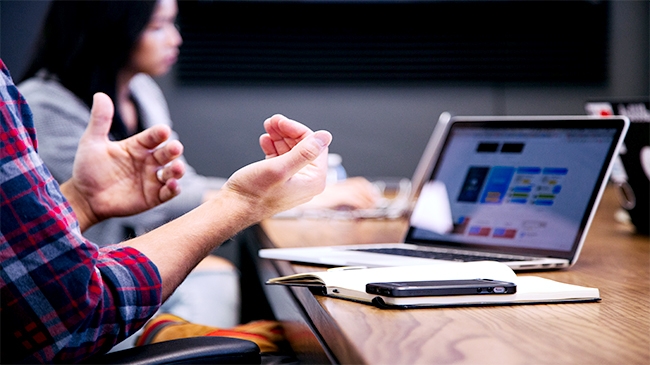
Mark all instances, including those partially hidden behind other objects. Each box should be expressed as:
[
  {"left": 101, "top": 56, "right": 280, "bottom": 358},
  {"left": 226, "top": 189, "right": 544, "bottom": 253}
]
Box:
[
  {"left": 298, "top": 176, "right": 382, "bottom": 211},
  {"left": 221, "top": 114, "right": 332, "bottom": 220},
  {"left": 126, "top": 115, "right": 328, "bottom": 299},
  {"left": 61, "top": 93, "right": 185, "bottom": 231}
]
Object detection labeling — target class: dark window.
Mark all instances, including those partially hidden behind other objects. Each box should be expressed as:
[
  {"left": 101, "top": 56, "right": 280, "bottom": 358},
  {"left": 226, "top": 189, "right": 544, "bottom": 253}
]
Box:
[{"left": 177, "top": 0, "right": 608, "bottom": 85}]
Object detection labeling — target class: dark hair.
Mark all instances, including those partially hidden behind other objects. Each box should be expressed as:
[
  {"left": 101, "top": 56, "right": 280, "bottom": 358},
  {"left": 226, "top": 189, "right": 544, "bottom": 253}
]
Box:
[{"left": 21, "top": 0, "right": 157, "bottom": 139}]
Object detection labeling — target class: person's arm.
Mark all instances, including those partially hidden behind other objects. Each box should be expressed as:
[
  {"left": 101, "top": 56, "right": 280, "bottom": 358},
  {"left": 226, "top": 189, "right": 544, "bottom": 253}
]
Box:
[
  {"left": 126, "top": 114, "right": 332, "bottom": 300},
  {"left": 1, "top": 64, "right": 165, "bottom": 363},
  {"left": 59, "top": 93, "right": 185, "bottom": 231}
]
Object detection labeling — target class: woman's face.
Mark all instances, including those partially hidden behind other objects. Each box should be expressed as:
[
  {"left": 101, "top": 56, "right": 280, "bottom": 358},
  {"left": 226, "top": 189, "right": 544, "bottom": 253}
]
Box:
[{"left": 129, "top": 0, "right": 182, "bottom": 77}]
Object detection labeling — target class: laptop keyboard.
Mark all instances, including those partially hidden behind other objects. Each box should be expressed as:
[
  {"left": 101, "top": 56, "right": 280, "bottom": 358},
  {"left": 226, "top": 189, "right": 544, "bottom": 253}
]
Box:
[{"left": 351, "top": 247, "right": 529, "bottom": 263}]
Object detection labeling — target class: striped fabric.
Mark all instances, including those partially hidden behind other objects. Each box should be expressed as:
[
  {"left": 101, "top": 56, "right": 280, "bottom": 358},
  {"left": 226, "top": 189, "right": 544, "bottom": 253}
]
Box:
[
  {"left": 0, "top": 59, "right": 163, "bottom": 363},
  {"left": 136, "top": 313, "right": 284, "bottom": 353}
]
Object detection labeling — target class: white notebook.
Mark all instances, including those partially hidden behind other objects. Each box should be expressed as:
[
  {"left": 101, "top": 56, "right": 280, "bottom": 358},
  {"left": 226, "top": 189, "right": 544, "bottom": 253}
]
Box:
[{"left": 266, "top": 261, "right": 600, "bottom": 309}]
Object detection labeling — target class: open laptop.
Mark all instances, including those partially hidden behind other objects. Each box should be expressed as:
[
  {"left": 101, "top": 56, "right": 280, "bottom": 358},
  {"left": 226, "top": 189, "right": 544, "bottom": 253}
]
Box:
[{"left": 259, "top": 114, "right": 629, "bottom": 271}]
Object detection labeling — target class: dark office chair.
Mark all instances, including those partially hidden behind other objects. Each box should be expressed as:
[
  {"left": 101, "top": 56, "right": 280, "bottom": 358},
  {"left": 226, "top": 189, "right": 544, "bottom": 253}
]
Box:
[{"left": 87, "top": 336, "right": 261, "bottom": 364}]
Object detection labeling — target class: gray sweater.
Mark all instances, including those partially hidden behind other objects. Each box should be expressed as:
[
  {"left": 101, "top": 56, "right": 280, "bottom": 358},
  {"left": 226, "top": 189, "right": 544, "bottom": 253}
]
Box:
[{"left": 19, "top": 72, "right": 226, "bottom": 245}]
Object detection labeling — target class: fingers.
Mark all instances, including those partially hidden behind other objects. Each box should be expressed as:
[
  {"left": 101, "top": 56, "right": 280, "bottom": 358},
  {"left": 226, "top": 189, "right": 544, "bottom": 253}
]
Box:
[
  {"left": 156, "top": 160, "right": 185, "bottom": 202},
  {"left": 159, "top": 179, "right": 182, "bottom": 202},
  {"left": 271, "top": 130, "right": 332, "bottom": 178},
  {"left": 259, "top": 114, "right": 332, "bottom": 185},
  {"left": 87, "top": 92, "right": 174, "bottom": 153},
  {"left": 261, "top": 114, "right": 314, "bottom": 157},
  {"left": 259, "top": 134, "right": 278, "bottom": 158},
  {"left": 156, "top": 159, "right": 185, "bottom": 184},
  {"left": 133, "top": 124, "right": 174, "bottom": 150},
  {"left": 84, "top": 93, "right": 114, "bottom": 139},
  {"left": 264, "top": 114, "right": 313, "bottom": 140},
  {"left": 152, "top": 139, "right": 184, "bottom": 166},
  {"left": 150, "top": 138, "right": 184, "bottom": 201}
]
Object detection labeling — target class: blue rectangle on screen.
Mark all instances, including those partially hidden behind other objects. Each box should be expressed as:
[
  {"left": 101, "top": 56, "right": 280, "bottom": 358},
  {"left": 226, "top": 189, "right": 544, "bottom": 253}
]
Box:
[
  {"left": 517, "top": 167, "right": 542, "bottom": 174},
  {"left": 534, "top": 199, "right": 554, "bottom": 206},
  {"left": 543, "top": 168, "right": 568, "bottom": 175},
  {"left": 480, "top": 166, "right": 515, "bottom": 204}
]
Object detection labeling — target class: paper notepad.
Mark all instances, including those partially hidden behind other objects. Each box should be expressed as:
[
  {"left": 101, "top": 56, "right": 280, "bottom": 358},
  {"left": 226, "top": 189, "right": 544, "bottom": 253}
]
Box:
[{"left": 266, "top": 261, "right": 600, "bottom": 308}]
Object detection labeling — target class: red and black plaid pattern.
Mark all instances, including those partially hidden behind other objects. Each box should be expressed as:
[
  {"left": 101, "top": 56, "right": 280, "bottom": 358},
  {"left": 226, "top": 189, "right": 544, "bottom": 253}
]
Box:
[{"left": 0, "top": 59, "right": 163, "bottom": 363}]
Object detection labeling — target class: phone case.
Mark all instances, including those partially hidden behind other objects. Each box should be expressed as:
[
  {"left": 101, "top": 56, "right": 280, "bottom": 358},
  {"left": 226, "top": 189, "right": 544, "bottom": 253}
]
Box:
[{"left": 365, "top": 279, "right": 517, "bottom": 297}]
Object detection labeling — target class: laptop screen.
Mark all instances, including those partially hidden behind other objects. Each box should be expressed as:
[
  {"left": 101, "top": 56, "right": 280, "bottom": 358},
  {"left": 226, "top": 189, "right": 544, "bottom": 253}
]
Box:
[{"left": 406, "top": 117, "right": 628, "bottom": 259}]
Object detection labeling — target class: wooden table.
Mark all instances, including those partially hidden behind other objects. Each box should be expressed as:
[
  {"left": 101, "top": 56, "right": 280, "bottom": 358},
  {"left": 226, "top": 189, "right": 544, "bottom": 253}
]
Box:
[{"left": 250, "top": 186, "right": 650, "bottom": 364}]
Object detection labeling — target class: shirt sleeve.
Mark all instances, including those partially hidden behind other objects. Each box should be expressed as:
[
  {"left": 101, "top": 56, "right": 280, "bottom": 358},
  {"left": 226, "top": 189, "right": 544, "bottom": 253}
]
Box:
[{"left": 0, "top": 59, "right": 163, "bottom": 364}]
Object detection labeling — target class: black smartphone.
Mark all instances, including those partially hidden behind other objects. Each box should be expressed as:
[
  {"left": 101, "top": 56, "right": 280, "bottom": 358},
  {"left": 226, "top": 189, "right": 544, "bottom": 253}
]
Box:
[{"left": 365, "top": 278, "right": 517, "bottom": 297}]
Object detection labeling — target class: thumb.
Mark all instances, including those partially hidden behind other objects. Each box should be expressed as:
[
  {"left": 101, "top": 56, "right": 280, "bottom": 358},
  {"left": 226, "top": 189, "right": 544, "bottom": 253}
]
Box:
[
  {"left": 84, "top": 92, "right": 114, "bottom": 140},
  {"left": 276, "top": 130, "right": 332, "bottom": 176}
]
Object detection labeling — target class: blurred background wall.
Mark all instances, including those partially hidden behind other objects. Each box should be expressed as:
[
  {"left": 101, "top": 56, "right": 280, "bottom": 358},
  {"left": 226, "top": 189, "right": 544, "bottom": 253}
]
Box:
[{"left": 1, "top": 0, "right": 648, "bottom": 180}]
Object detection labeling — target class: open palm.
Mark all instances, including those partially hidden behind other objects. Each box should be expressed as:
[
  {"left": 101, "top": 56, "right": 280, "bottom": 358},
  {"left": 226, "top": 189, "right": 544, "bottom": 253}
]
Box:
[{"left": 71, "top": 93, "right": 185, "bottom": 222}]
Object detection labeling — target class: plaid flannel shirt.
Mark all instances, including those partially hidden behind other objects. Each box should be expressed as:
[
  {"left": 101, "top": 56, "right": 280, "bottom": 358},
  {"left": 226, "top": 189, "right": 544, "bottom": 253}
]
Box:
[{"left": 0, "top": 59, "right": 162, "bottom": 363}]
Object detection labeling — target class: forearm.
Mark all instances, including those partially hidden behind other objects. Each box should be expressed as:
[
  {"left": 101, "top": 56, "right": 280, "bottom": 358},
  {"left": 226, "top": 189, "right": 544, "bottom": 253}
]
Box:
[
  {"left": 126, "top": 121, "right": 331, "bottom": 300},
  {"left": 124, "top": 189, "right": 264, "bottom": 300},
  {"left": 163, "top": 166, "right": 226, "bottom": 218}
]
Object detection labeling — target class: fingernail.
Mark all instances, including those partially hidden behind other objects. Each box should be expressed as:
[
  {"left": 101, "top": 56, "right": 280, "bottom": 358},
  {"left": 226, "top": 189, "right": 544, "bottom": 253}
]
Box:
[{"left": 314, "top": 131, "right": 332, "bottom": 148}]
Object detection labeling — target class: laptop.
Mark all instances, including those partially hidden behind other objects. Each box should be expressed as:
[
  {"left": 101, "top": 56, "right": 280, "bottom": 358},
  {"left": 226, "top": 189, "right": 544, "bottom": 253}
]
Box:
[
  {"left": 585, "top": 99, "right": 649, "bottom": 235},
  {"left": 260, "top": 114, "right": 630, "bottom": 271}
]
